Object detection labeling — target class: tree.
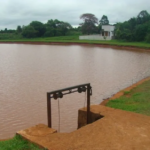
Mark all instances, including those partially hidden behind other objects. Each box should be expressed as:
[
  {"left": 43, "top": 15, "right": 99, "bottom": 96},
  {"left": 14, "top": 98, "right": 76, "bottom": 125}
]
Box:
[
  {"left": 16, "top": 25, "right": 22, "bottom": 33},
  {"left": 80, "top": 13, "right": 98, "bottom": 34},
  {"left": 57, "top": 22, "right": 72, "bottom": 35},
  {"left": 45, "top": 19, "right": 72, "bottom": 36},
  {"left": 145, "top": 26, "right": 150, "bottom": 42},
  {"left": 137, "top": 10, "right": 150, "bottom": 24},
  {"left": 114, "top": 10, "right": 150, "bottom": 42},
  {"left": 135, "top": 24, "right": 148, "bottom": 41},
  {"left": 4, "top": 28, "right": 7, "bottom": 33},
  {"left": 22, "top": 26, "right": 37, "bottom": 38},
  {"left": 44, "top": 28, "right": 55, "bottom": 37},
  {"left": 30, "top": 21, "right": 46, "bottom": 37},
  {"left": 45, "top": 19, "right": 57, "bottom": 36},
  {"left": 46, "top": 19, "right": 57, "bottom": 28},
  {"left": 145, "top": 33, "right": 150, "bottom": 42},
  {"left": 138, "top": 10, "right": 149, "bottom": 18},
  {"left": 128, "top": 18, "right": 137, "bottom": 30},
  {"left": 80, "top": 13, "right": 98, "bottom": 24},
  {"left": 99, "top": 15, "right": 109, "bottom": 25}
]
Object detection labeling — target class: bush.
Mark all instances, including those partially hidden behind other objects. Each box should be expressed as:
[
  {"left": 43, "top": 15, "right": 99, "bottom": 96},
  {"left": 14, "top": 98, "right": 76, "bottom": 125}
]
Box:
[
  {"left": 44, "top": 30, "right": 54, "bottom": 37},
  {"left": 145, "top": 33, "right": 150, "bottom": 43},
  {"left": 22, "top": 26, "right": 37, "bottom": 38}
]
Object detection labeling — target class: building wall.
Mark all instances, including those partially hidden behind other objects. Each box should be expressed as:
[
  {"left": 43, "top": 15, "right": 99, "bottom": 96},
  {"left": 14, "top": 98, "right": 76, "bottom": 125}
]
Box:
[
  {"left": 79, "top": 25, "right": 115, "bottom": 41},
  {"left": 79, "top": 35, "right": 112, "bottom": 40},
  {"left": 102, "top": 25, "right": 115, "bottom": 37},
  {"left": 102, "top": 25, "right": 115, "bottom": 32}
]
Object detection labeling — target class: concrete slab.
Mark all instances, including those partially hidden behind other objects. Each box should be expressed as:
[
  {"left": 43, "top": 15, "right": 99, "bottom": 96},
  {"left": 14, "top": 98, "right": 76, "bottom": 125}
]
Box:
[{"left": 17, "top": 105, "right": 150, "bottom": 150}]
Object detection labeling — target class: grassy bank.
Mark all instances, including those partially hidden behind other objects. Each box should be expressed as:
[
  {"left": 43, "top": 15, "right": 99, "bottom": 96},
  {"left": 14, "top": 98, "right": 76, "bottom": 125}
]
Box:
[
  {"left": 0, "top": 135, "right": 45, "bottom": 150},
  {"left": 0, "top": 35, "right": 150, "bottom": 49},
  {"left": 106, "top": 79, "right": 150, "bottom": 116}
]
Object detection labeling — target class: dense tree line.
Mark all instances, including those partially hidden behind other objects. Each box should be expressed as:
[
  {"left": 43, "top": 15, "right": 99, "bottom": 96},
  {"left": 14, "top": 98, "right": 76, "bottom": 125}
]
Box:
[
  {"left": 0, "top": 14, "right": 109, "bottom": 38},
  {"left": 0, "top": 19, "right": 74, "bottom": 38},
  {"left": 1, "top": 10, "right": 150, "bottom": 42},
  {"left": 21, "top": 19, "right": 73, "bottom": 38},
  {"left": 115, "top": 10, "right": 150, "bottom": 42},
  {"left": 0, "top": 28, "right": 16, "bottom": 33}
]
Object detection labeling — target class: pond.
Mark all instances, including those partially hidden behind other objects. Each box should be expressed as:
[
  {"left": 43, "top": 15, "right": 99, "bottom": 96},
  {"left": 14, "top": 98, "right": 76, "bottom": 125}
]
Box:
[{"left": 0, "top": 43, "right": 150, "bottom": 139}]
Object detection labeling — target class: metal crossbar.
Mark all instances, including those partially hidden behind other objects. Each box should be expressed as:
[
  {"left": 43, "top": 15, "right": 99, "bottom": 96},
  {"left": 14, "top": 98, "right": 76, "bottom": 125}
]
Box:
[{"left": 47, "top": 83, "right": 92, "bottom": 128}]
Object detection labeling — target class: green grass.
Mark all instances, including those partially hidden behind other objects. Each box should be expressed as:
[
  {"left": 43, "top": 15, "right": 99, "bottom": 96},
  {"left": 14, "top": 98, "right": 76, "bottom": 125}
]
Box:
[
  {"left": 106, "top": 79, "right": 150, "bottom": 116},
  {"left": 0, "top": 33, "right": 22, "bottom": 40},
  {"left": 0, "top": 35, "right": 150, "bottom": 49},
  {"left": 123, "top": 91, "right": 131, "bottom": 95},
  {"left": 0, "top": 135, "right": 45, "bottom": 150}
]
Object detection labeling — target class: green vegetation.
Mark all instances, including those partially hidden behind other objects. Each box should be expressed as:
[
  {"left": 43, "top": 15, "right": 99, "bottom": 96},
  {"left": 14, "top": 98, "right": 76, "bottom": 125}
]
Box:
[
  {"left": 0, "top": 10, "right": 150, "bottom": 45},
  {"left": 106, "top": 79, "right": 150, "bottom": 116},
  {"left": 1, "top": 36, "right": 150, "bottom": 49},
  {"left": 79, "top": 13, "right": 110, "bottom": 35},
  {"left": 123, "top": 91, "right": 130, "bottom": 95},
  {"left": 0, "top": 135, "right": 45, "bottom": 150},
  {"left": 80, "top": 13, "right": 99, "bottom": 34},
  {"left": 115, "top": 10, "right": 150, "bottom": 42},
  {"left": 99, "top": 15, "right": 109, "bottom": 25},
  {"left": 20, "top": 19, "right": 74, "bottom": 38},
  {"left": 0, "top": 19, "right": 76, "bottom": 39},
  {"left": 0, "top": 33, "right": 22, "bottom": 40}
]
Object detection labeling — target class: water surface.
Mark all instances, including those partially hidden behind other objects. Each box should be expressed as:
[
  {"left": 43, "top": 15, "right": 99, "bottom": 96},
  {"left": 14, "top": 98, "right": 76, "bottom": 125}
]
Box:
[{"left": 0, "top": 44, "right": 150, "bottom": 138}]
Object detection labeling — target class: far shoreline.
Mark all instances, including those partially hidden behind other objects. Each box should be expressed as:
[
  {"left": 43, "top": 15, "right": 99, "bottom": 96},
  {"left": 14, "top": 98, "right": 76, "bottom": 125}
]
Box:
[{"left": 0, "top": 41, "right": 150, "bottom": 51}]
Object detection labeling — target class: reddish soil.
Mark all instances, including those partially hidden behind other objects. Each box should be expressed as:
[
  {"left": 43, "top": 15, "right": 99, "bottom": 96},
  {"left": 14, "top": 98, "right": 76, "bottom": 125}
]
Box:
[
  {"left": 0, "top": 138, "right": 11, "bottom": 141},
  {"left": 18, "top": 105, "right": 150, "bottom": 150}
]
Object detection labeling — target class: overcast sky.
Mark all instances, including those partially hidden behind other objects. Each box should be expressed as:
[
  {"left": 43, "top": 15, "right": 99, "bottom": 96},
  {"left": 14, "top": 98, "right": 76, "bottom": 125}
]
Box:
[{"left": 0, "top": 0, "right": 150, "bottom": 30}]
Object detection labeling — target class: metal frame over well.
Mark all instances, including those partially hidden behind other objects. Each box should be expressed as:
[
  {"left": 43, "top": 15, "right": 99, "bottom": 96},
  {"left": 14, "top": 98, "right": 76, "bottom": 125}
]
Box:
[{"left": 47, "top": 83, "right": 92, "bottom": 128}]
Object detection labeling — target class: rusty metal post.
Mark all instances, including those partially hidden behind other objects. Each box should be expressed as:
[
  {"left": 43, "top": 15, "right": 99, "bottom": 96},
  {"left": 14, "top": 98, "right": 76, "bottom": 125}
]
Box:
[
  {"left": 87, "top": 84, "right": 90, "bottom": 124},
  {"left": 47, "top": 93, "right": 51, "bottom": 128}
]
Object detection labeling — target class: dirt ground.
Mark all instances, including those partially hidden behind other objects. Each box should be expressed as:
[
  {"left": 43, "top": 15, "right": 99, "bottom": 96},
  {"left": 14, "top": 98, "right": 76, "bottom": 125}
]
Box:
[
  {"left": 18, "top": 105, "right": 150, "bottom": 150},
  {"left": 17, "top": 77, "right": 150, "bottom": 150}
]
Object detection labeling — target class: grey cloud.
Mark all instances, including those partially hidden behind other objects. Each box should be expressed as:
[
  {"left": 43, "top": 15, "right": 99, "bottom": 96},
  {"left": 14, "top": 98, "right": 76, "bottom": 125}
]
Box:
[{"left": 0, "top": 0, "right": 150, "bottom": 29}]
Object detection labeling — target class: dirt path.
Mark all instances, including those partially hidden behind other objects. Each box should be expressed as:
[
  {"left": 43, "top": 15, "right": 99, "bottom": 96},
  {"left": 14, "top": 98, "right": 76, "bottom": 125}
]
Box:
[
  {"left": 18, "top": 105, "right": 150, "bottom": 150},
  {"left": 16, "top": 76, "right": 150, "bottom": 150}
]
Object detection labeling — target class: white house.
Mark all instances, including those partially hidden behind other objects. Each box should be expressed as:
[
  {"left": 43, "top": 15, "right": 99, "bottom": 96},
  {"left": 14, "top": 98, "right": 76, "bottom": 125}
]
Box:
[
  {"left": 79, "top": 25, "right": 115, "bottom": 40},
  {"left": 101, "top": 25, "right": 115, "bottom": 39}
]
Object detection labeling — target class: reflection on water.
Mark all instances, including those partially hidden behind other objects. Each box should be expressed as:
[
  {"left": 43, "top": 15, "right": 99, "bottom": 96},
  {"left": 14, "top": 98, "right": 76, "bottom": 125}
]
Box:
[{"left": 0, "top": 43, "right": 150, "bottom": 138}]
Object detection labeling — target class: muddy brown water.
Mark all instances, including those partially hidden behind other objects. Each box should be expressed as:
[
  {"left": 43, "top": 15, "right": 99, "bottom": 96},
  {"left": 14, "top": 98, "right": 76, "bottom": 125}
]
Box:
[{"left": 1, "top": 43, "right": 150, "bottom": 139}]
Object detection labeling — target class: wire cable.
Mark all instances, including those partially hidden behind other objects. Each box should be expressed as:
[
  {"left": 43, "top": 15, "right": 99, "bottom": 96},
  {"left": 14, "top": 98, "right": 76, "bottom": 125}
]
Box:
[
  {"left": 84, "top": 90, "right": 87, "bottom": 110},
  {"left": 58, "top": 98, "right": 60, "bottom": 132}
]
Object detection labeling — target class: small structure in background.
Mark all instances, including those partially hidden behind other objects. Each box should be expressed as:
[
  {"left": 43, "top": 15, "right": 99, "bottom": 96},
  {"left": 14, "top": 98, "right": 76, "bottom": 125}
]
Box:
[
  {"left": 79, "top": 25, "right": 115, "bottom": 41},
  {"left": 101, "top": 25, "right": 115, "bottom": 39}
]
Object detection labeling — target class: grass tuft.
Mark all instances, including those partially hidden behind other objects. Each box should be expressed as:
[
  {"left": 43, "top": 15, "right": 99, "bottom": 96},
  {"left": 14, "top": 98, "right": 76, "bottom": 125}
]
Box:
[
  {"left": 0, "top": 135, "right": 46, "bottom": 150},
  {"left": 106, "top": 79, "right": 150, "bottom": 116},
  {"left": 123, "top": 91, "right": 130, "bottom": 95}
]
